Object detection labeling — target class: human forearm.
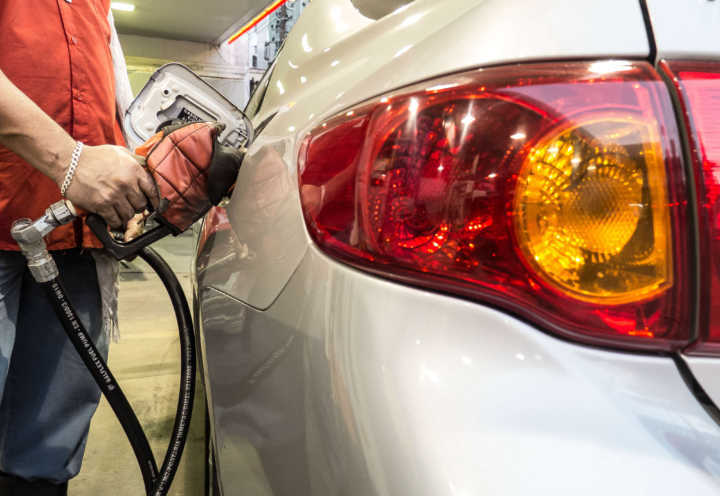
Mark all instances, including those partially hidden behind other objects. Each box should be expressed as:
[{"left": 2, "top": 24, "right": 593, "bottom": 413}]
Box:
[
  {"left": 0, "top": 67, "right": 158, "bottom": 228},
  {"left": 0, "top": 68, "right": 75, "bottom": 185}
]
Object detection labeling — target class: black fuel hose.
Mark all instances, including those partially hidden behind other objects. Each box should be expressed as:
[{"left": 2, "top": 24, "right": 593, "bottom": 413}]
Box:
[
  {"left": 138, "top": 247, "right": 196, "bottom": 495},
  {"left": 38, "top": 246, "right": 195, "bottom": 495}
]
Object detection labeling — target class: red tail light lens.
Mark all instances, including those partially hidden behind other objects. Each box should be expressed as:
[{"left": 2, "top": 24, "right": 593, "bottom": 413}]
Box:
[
  {"left": 299, "top": 61, "right": 691, "bottom": 351},
  {"left": 663, "top": 61, "right": 720, "bottom": 355}
]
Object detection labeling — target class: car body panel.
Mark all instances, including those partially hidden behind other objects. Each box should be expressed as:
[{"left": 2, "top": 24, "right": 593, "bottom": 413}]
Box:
[
  {"left": 645, "top": 0, "right": 720, "bottom": 60},
  {"left": 196, "top": 244, "right": 720, "bottom": 495},
  {"left": 258, "top": 0, "right": 650, "bottom": 127},
  {"left": 196, "top": 136, "right": 308, "bottom": 310}
]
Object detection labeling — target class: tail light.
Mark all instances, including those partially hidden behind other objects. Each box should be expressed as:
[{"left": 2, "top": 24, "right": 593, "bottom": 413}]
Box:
[
  {"left": 298, "top": 61, "right": 691, "bottom": 351},
  {"left": 662, "top": 61, "right": 720, "bottom": 355}
]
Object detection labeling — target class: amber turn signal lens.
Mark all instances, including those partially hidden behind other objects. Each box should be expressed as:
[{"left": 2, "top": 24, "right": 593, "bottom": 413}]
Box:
[{"left": 514, "top": 117, "right": 672, "bottom": 304}]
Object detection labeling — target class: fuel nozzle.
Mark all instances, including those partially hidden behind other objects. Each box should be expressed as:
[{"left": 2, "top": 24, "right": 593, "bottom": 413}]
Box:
[
  {"left": 207, "top": 143, "right": 245, "bottom": 206},
  {"left": 10, "top": 200, "right": 77, "bottom": 282}
]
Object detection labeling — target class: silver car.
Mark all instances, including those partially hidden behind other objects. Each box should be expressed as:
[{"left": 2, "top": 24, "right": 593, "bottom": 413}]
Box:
[{"left": 192, "top": 0, "right": 720, "bottom": 494}]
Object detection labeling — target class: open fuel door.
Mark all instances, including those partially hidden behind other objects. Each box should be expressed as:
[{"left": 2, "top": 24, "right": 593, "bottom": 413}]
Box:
[{"left": 124, "top": 63, "right": 253, "bottom": 151}]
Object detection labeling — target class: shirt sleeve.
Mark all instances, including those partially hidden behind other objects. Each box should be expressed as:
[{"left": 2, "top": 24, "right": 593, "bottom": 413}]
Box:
[{"left": 108, "top": 10, "right": 134, "bottom": 135}]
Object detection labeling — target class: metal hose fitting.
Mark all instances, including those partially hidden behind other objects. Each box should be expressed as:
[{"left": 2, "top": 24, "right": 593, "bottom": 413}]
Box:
[{"left": 10, "top": 200, "right": 77, "bottom": 282}]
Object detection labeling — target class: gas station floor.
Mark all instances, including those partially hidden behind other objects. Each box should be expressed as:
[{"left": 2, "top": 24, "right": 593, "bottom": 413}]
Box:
[{"left": 72, "top": 232, "right": 205, "bottom": 495}]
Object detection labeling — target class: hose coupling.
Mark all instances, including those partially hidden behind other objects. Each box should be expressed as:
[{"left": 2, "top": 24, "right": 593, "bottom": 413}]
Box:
[{"left": 10, "top": 200, "right": 77, "bottom": 283}]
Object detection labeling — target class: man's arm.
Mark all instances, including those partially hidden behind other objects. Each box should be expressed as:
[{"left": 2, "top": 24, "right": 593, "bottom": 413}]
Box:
[{"left": 0, "top": 68, "right": 158, "bottom": 228}]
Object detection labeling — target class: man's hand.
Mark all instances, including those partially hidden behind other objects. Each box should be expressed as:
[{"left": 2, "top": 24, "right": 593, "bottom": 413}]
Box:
[{"left": 62, "top": 145, "right": 159, "bottom": 229}]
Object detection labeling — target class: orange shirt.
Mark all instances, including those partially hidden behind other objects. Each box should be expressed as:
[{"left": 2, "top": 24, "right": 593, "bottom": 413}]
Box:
[{"left": 0, "top": 0, "right": 125, "bottom": 250}]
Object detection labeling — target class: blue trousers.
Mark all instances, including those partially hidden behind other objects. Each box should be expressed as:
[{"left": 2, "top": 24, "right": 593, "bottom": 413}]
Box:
[{"left": 0, "top": 250, "right": 108, "bottom": 483}]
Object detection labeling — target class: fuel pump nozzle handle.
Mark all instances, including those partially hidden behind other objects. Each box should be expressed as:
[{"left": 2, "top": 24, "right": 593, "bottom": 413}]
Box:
[
  {"left": 87, "top": 121, "right": 245, "bottom": 261},
  {"left": 14, "top": 120, "right": 244, "bottom": 264}
]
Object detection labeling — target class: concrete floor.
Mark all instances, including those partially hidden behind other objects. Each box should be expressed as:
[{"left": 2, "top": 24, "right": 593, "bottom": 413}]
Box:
[{"left": 71, "top": 233, "right": 206, "bottom": 495}]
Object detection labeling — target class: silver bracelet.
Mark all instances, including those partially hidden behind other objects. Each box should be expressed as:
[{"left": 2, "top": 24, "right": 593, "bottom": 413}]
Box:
[{"left": 60, "top": 141, "right": 84, "bottom": 198}]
